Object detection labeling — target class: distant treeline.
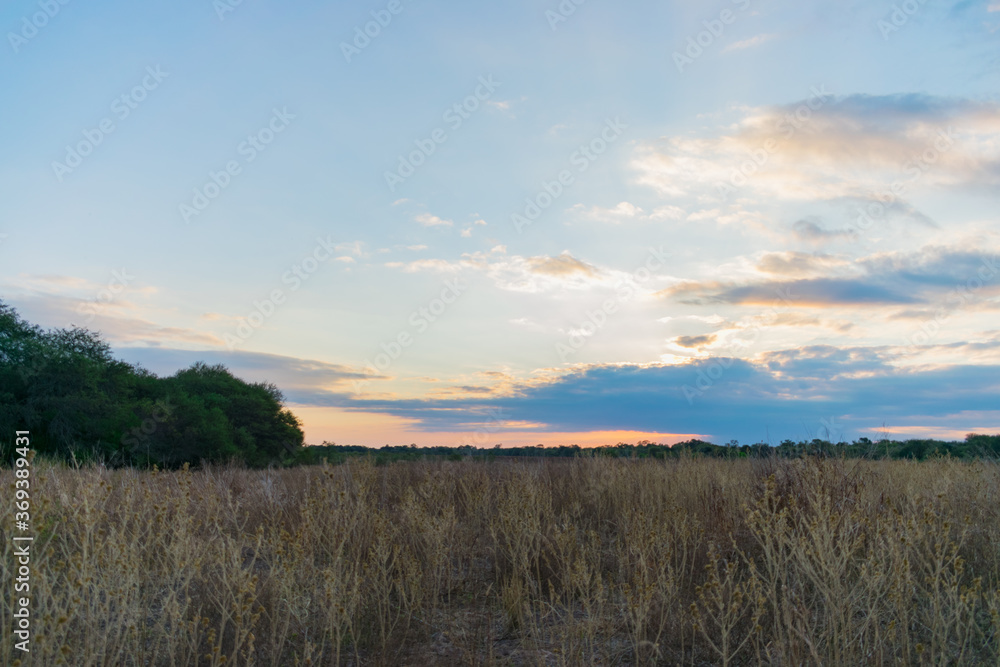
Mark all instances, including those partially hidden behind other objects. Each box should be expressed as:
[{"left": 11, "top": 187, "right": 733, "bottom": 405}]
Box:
[
  {"left": 4, "top": 301, "right": 998, "bottom": 469},
  {"left": 301, "top": 434, "right": 1000, "bottom": 465},
  {"left": 0, "top": 301, "right": 304, "bottom": 467}
]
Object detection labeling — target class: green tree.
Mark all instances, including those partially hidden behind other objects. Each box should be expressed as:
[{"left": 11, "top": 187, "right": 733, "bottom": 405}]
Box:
[{"left": 1, "top": 300, "right": 304, "bottom": 467}]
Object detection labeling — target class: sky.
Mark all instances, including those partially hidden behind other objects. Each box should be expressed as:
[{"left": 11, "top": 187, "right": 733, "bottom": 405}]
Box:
[{"left": 1, "top": 0, "right": 999, "bottom": 447}]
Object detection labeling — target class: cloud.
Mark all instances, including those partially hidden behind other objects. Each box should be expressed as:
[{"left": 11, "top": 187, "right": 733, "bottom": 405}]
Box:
[
  {"left": 756, "top": 251, "right": 845, "bottom": 276},
  {"left": 486, "top": 96, "right": 525, "bottom": 117},
  {"left": 687, "top": 208, "right": 720, "bottom": 222},
  {"left": 685, "top": 311, "right": 855, "bottom": 342},
  {"left": 20, "top": 274, "right": 94, "bottom": 290},
  {"left": 660, "top": 245, "right": 999, "bottom": 308},
  {"left": 791, "top": 218, "right": 856, "bottom": 243},
  {"left": 722, "top": 33, "right": 777, "bottom": 53},
  {"left": 570, "top": 202, "right": 684, "bottom": 224},
  {"left": 660, "top": 314, "right": 726, "bottom": 325},
  {"left": 283, "top": 350, "right": 1000, "bottom": 442},
  {"left": 416, "top": 213, "right": 453, "bottom": 227},
  {"left": 335, "top": 241, "right": 367, "bottom": 257},
  {"left": 526, "top": 252, "right": 599, "bottom": 278},
  {"left": 385, "top": 249, "right": 639, "bottom": 294},
  {"left": 387, "top": 258, "right": 464, "bottom": 274},
  {"left": 115, "top": 347, "right": 372, "bottom": 394},
  {"left": 648, "top": 206, "right": 686, "bottom": 220},
  {"left": 675, "top": 334, "right": 717, "bottom": 348},
  {"left": 761, "top": 344, "right": 894, "bottom": 380},
  {"left": 769, "top": 312, "right": 854, "bottom": 332},
  {"left": 572, "top": 201, "right": 641, "bottom": 221},
  {"left": 632, "top": 94, "right": 1000, "bottom": 206},
  {"left": 666, "top": 277, "right": 918, "bottom": 307},
  {"left": 488, "top": 252, "right": 613, "bottom": 293},
  {"left": 3, "top": 292, "right": 225, "bottom": 348}
]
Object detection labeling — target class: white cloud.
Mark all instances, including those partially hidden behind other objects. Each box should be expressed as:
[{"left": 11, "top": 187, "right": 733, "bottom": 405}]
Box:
[
  {"left": 722, "top": 33, "right": 777, "bottom": 53},
  {"left": 388, "top": 258, "right": 463, "bottom": 274},
  {"left": 337, "top": 241, "right": 366, "bottom": 257},
  {"left": 509, "top": 317, "right": 543, "bottom": 331},
  {"left": 571, "top": 201, "right": 685, "bottom": 224},
  {"left": 648, "top": 205, "right": 685, "bottom": 220},
  {"left": 632, "top": 95, "right": 1000, "bottom": 205},
  {"left": 687, "top": 208, "right": 721, "bottom": 222},
  {"left": 385, "top": 249, "right": 671, "bottom": 296},
  {"left": 416, "top": 213, "right": 453, "bottom": 227}
]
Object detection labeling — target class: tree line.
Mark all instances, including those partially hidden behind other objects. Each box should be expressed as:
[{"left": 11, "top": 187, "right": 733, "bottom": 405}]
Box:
[
  {"left": 302, "top": 434, "right": 1000, "bottom": 465},
  {"left": 0, "top": 301, "right": 304, "bottom": 467},
  {"left": 3, "top": 299, "right": 997, "bottom": 468}
]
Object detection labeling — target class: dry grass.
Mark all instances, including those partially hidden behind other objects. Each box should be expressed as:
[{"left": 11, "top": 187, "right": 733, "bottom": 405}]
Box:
[{"left": 3, "top": 455, "right": 1000, "bottom": 665}]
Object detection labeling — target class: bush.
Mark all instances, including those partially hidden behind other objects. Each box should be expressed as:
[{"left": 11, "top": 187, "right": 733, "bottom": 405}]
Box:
[{"left": 0, "top": 300, "right": 303, "bottom": 467}]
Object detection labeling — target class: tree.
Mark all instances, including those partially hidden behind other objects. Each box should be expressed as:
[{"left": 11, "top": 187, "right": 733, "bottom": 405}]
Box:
[{"left": 0, "top": 300, "right": 304, "bottom": 467}]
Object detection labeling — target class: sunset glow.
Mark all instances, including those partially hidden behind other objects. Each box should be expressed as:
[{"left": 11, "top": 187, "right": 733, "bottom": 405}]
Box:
[{"left": 3, "top": 0, "right": 998, "bottom": 446}]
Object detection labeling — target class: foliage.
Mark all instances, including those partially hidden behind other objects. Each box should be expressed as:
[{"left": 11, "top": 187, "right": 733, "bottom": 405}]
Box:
[
  {"left": 298, "top": 433, "right": 1000, "bottom": 465},
  {"left": 0, "top": 300, "right": 303, "bottom": 467}
]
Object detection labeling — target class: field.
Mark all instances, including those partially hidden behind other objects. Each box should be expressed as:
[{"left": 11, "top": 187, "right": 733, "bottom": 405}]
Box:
[{"left": 3, "top": 455, "right": 1000, "bottom": 665}]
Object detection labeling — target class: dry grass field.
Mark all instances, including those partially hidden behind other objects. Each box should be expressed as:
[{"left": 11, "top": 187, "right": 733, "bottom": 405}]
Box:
[{"left": 3, "top": 455, "right": 1000, "bottom": 665}]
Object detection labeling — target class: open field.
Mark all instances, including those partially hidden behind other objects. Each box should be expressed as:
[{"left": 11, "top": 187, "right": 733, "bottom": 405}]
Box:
[{"left": 4, "top": 456, "right": 1000, "bottom": 665}]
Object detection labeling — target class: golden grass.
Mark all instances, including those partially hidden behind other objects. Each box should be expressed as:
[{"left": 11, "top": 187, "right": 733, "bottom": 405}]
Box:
[{"left": 3, "top": 455, "right": 1000, "bottom": 665}]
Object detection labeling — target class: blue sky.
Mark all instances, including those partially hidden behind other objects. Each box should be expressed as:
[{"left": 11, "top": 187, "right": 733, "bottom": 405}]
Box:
[{"left": 2, "top": 0, "right": 998, "bottom": 446}]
